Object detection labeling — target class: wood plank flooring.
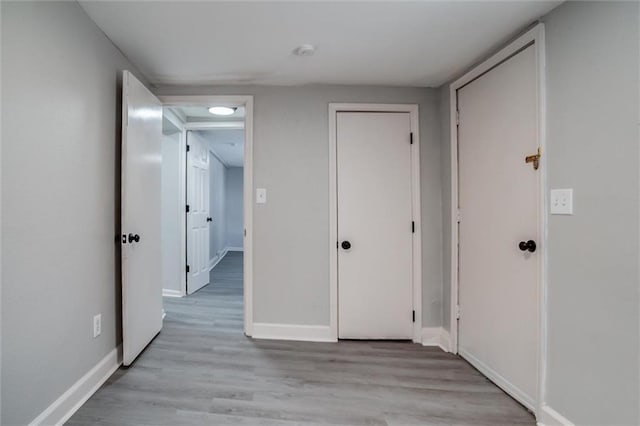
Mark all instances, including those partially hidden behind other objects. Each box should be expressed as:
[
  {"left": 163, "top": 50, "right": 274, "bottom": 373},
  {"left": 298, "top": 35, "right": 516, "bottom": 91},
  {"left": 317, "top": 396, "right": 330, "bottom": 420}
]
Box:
[{"left": 68, "top": 252, "right": 534, "bottom": 425}]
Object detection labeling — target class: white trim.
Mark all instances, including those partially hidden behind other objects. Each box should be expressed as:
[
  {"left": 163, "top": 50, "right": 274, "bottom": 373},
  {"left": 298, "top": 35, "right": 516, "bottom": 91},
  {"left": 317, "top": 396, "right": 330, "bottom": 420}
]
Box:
[
  {"left": 29, "top": 346, "right": 121, "bottom": 426},
  {"left": 184, "top": 121, "right": 244, "bottom": 130},
  {"left": 162, "top": 289, "right": 183, "bottom": 298},
  {"left": 328, "top": 103, "right": 422, "bottom": 343},
  {"left": 449, "top": 23, "right": 546, "bottom": 416},
  {"left": 225, "top": 246, "right": 244, "bottom": 252},
  {"left": 160, "top": 95, "right": 254, "bottom": 337},
  {"left": 460, "top": 347, "right": 536, "bottom": 412},
  {"left": 178, "top": 128, "right": 188, "bottom": 297},
  {"left": 163, "top": 107, "right": 185, "bottom": 131},
  {"left": 208, "top": 249, "right": 229, "bottom": 272},
  {"left": 537, "top": 405, "right": 575, "bottom": 426},
  {"left": 421, "top": 327, "right": 451, "bottom": 352},
  {"left": 252, "top": 323, "right": 335, "bottom": 342}
]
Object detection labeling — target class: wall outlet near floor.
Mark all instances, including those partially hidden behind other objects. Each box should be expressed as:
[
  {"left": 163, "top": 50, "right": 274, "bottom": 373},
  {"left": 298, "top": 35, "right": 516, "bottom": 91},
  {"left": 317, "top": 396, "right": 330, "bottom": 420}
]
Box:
[
  {"left": 550, "top": 188, "right": 573, "bottom": 215},
  {"left": 93, "top": 314, "right": 102, "bottom": 338}
]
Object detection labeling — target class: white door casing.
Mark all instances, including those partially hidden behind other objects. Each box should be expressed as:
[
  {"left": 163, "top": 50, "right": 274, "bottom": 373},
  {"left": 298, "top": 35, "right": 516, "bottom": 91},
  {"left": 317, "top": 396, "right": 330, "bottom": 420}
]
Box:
[
  {"left": 121, "top": 71, "right": 163, "bottom": 366},
  {"left": 186, "top": 132, "right": 211, "bottom": 294},
  {"left": 336, "top": 112, "right": 414, "bottom": 339},
  {"left": 457, "top": 44, "right": 540, "bottom": 410}
]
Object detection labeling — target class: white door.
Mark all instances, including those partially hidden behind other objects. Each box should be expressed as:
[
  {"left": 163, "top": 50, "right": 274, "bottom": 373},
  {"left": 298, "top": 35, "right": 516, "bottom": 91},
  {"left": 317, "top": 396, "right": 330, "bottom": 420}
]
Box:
[
  {"left": 337, "top": 112, "right": 413, "bottom": 339},
  {"left": 186, "top": 132, "right": 210, "bottom": 294},
  {"left": 121, "top": 71, "right": 163, "bottom": 366},
  {"left": 457, "top": 45, "right": 540, "bottom": 409}
]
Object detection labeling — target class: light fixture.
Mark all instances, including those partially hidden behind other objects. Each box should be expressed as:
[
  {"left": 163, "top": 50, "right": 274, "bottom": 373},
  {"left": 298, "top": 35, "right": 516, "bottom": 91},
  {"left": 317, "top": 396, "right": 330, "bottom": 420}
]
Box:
[
  {"left": 293, "top": 44, "right": 316, "bottom": 57},
  {"left": 208, "top": 106, "right": 236, "bottom": 116}
]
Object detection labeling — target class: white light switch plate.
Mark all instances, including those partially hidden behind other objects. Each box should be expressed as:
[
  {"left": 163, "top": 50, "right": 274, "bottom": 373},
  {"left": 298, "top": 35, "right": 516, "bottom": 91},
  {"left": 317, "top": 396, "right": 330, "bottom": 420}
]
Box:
[
  {"left": 550, "top": 189, "right": 573, "bottom": 215},
  {"left": 256, "top": 188, "right": 267, "bottom": 204}
]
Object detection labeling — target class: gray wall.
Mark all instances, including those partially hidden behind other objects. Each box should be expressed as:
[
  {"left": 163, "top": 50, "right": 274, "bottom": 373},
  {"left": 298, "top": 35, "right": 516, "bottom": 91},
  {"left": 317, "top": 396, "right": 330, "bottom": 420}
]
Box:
[
  {"left": 541, "top": 2, "right": 639, "bottom": 424},
  {"left": 156, "top": 85, "right": 442, "bottom": 326},
  {"left": 1, "top": 2, "right": 143, "bottom": 424},
  {"left": 438, "top": 2, "right": 639, "bottom": 424},
  {"left": 161, "top": 128, "right": 182, "bottom": 294},
  {"left": 225, "top": 167, "right": 244, "bottom": 249}
]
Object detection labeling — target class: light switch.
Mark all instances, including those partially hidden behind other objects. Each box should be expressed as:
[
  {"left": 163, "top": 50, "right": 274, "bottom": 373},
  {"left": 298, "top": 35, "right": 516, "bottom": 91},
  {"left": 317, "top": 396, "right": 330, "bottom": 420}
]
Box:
[
  {"left": 550, "top": 189, "right": 573, "bottom": 215},
  {"left": 256, "top": 188, "right": 267, "bottom": 204}
]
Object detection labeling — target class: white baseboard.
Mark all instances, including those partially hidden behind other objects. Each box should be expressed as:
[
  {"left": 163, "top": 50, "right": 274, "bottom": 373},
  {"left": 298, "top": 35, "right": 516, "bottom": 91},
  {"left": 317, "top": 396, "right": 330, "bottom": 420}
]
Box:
[
  {"left": 225, "top": 246, "right": 243, "bottom": 252},
  {"left": 252, "top": 323, "right": 336, "bottom": 342},
  {"left": 421, "top": 327, "right": 451, "bottom": 352},
  {"left": 537, "top": 405, "right": 575, "bottom": 426},
  {"left": 208, "top": 247, "right": 235, "bottom": 272},
  {"left": 29, "top": 345, "right": 121, "bottom": 426},
  {"left": 459, "top": 347, "right": 535, "bottom": 412},
  {"left": 162, "top": 289, "right": 183, "bottom": 298}
]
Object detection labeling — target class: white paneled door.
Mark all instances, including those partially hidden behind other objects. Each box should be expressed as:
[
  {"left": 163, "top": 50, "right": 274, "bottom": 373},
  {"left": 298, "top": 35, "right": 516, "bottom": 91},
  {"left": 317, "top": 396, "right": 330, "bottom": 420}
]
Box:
[
  {"left": 186, "top": 132, "right": 211, "bottom": 294},
  {"left": 457, "top": 45, "right": 540, "bottom": 409},
  {"left": 121, "top": 71, "right": 163, "bottom": 366},
  {"left": 337, "top": 112, "right": 414, "bottom": 339}
]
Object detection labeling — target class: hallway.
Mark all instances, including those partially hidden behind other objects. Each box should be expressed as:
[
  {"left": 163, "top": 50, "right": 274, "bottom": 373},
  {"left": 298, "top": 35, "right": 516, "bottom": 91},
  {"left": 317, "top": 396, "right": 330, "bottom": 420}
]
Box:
[{"left": 68, "top": 251, "right": 533, "bottom": 425}]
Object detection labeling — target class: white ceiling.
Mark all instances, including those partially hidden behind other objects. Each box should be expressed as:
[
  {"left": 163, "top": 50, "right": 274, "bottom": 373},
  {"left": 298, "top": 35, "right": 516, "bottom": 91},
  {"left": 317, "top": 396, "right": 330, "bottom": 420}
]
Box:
[
  {"left": 80, "top": 1, "right": 560, "bottom": 88},
  {"left": 196, "top": 129, "right": 244, "bottom": 168}
]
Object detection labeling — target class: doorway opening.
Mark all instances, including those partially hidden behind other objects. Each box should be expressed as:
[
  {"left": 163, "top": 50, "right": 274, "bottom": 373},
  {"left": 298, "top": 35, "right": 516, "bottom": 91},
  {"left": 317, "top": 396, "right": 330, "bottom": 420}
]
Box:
[{"left": 159, "top": 96, "right": 254, "bottom": 336}]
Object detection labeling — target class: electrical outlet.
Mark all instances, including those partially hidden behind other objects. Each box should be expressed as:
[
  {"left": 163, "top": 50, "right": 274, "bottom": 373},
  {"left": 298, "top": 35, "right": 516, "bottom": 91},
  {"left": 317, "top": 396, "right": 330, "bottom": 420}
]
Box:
[
  {"left": 93, "top": 314, "right": 102, "bottom": 338},
  {"left": 550, "top": 188, "right": 573, "bottom": 215}
]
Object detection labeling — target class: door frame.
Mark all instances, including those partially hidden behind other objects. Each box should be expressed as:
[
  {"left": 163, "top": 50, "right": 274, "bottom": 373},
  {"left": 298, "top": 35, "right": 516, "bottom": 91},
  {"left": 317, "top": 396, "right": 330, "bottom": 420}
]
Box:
[
  {"left": 162, "top": 108, "right": 188, "bottom": 298},
  {"left": 449, "top": 23, "right": 547, "bottom": 414},
  {"left": 159, "top": 95, "right": 254, "bottom": 337},
  {"left": 328, "top": 103, "right": 422, "bottom": 343}
]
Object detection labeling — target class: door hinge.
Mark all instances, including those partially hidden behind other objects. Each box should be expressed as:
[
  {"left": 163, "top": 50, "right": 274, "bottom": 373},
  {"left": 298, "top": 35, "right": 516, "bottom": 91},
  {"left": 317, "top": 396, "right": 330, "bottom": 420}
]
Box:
[
  {"left": 186, "top": 204, "right": 190, "bottom": 213},
  {"left": 186, "top": 144, "right": 190, "bottom": 152},
  {"left": 410, "top": 132, "right": 414, "bottom": 145},
  {"left": 186, "top": 265, "right": 190, "bottom": 273},
  {"left": 456, "top": 110, "right": 460, "bottom": 126},
  {"left": 455, "top": 305, "right": 460, "bottom": 320},
  {"left": 412, "top": 221, "right": 415, "bottom": 233},
  {"left": 457, "top": 209, "right": 462, "bottom": 223},
  {"left": 412, "top": 310, "right": 416, "bottom": 323}
]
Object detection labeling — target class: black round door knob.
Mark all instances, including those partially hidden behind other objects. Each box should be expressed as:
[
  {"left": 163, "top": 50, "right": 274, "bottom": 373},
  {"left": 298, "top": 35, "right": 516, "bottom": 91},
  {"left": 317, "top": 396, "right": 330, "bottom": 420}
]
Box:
[
  {"left": 207, "top": 217, "right": 213, "bottom": 222},
  {"left": 341, "top": 241, "right": 352, "bottom": 250},
  {"left": 128, "top": 233, "right": 140, "bottom": 243},
  {"left": 518, "top": 240, "right": 536, "bottom": 253}
]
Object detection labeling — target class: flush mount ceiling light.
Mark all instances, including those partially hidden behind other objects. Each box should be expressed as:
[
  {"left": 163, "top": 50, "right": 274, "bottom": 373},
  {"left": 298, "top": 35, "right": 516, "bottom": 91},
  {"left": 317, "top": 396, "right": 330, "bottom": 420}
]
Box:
[
  {"left": 208, "top": 106, "right": 236, "bottom": 116},
  {"left": 292, "top": 44, "right": 316, "bottom": 57}
]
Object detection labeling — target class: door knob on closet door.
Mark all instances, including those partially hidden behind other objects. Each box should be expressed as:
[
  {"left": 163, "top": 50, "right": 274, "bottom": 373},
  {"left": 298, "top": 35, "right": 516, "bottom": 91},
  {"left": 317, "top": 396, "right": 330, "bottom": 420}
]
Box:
[
  {"left": 207, "top": 217, "right": 213, "bottom": 222},
  {"left": 341, "top": 241, "right": 352, "bottom": 250},
  {"left": 518, "top": 240, "right": 536, "bottom": 253},
  {"left": 128, "top": 233, "right": 140, "bottom": 243}
]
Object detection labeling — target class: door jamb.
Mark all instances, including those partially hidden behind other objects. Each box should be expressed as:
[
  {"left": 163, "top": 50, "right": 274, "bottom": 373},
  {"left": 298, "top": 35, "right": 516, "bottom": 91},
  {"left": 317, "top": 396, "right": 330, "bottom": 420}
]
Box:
[
  {"left": 449, "top": 23, "right": 547, "bottom": 415},
  {"left": 159, "top": 95, "right": 255, "bottom": 337},
  {"left": 162, "top": 108, "right": 188, "bottom": 297},
  {"left": 328, "top": 103, "right": 422, "bottom": 343}
]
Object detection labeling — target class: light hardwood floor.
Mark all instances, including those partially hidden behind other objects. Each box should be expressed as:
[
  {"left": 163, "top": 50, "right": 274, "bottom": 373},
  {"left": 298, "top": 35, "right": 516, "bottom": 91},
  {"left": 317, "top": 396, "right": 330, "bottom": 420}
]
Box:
[{"left": 68, "top": 252, "right": 534, "bottom": 425}]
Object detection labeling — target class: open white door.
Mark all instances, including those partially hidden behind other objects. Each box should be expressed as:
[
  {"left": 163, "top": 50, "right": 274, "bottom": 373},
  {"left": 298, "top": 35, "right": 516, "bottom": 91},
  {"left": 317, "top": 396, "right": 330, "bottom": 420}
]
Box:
[
  {"left": 457, "top": 45, "right": 539, "bottom": 409},
  {"left": 121, "top": 71, "right": 163, "bottom": 366},
  {"left": 186, "top": 132, "right": 211, "bottom": 294}
]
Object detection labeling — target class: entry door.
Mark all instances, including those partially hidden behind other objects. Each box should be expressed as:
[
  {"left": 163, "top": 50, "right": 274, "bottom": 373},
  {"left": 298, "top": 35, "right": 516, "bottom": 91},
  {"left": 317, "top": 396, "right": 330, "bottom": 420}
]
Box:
[
  {"left": 457, "top": 45, "right": 539, "bottom": 409},
  {"left": 121, "top": 71, "right": 163, "bottom": 366},
  {"left": 186, "top": 132, "right": 211, "bottom": 294},
  {"left": 337, "top": 112, "right": 413, "bottom": 339}
]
